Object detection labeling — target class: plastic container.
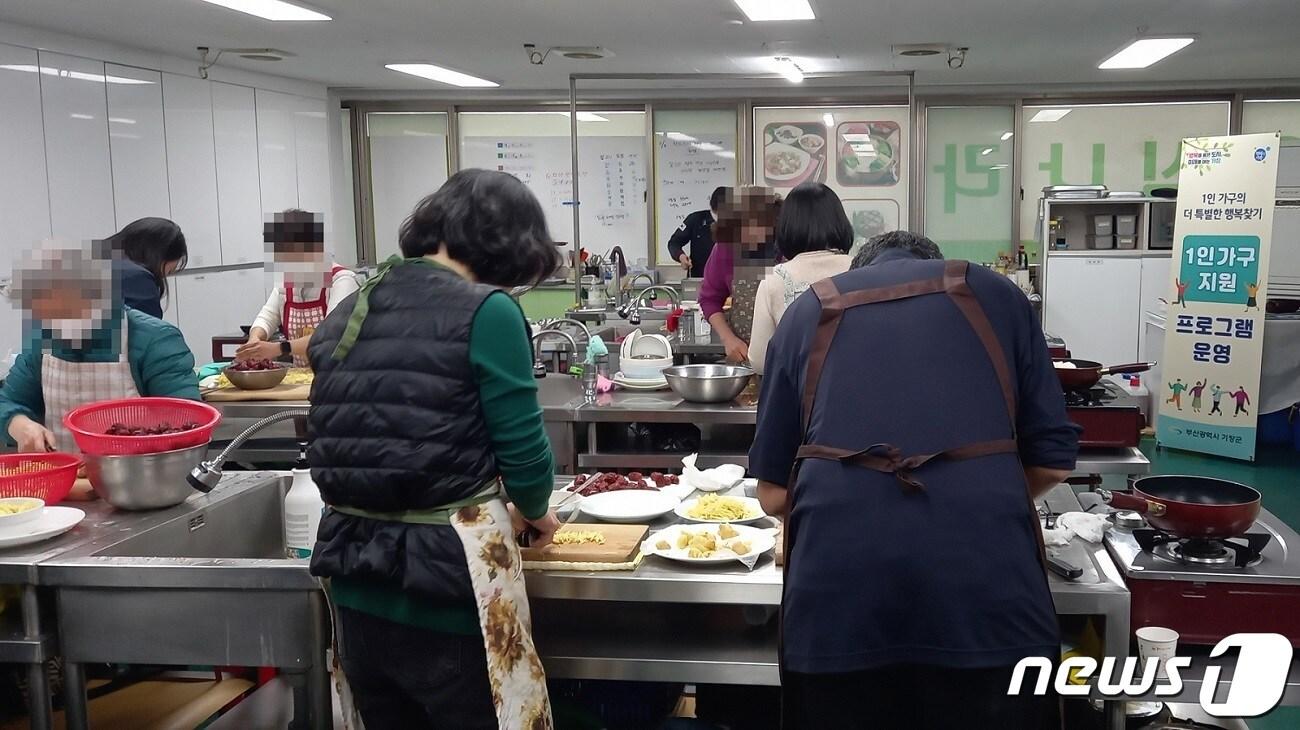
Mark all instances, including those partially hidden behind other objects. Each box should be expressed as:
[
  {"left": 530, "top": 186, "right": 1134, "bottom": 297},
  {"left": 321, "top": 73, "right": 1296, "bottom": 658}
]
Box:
[
  {"left": 0, "top": 452, "right": 82, "bottom": 504},
  {"left": 1116, "top": 214, "right": 1138, "bottom": 236},
  {"left": 1116, "top": 234, "right": 1138, "bottom": 250},
  {"left": 284, "top": 467, "right": 324, "bottom": 559},
  {"left": 1086, "top": 235, "right": 1117, "bottom": 250},
  {"left": 64, "top": 397, "right": 220, "bottom": 456},
  {"left": 1093, "top": 215, "right": 1114, "bottom": 236}
]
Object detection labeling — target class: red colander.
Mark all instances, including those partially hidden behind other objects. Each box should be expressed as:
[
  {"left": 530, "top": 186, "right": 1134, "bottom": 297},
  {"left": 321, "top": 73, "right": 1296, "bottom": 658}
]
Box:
[
  {"left": 63, "top": 397, "right": 221, "bottom": 456},
  {"left": 0, "top": 452, "right": 82, "bottom": 504}
]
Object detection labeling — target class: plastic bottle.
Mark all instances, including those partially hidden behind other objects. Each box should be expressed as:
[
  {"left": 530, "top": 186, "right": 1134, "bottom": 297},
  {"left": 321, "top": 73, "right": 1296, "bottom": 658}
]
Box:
[{"left": 284, "top": 444, "right": 324, "bottom": 559}]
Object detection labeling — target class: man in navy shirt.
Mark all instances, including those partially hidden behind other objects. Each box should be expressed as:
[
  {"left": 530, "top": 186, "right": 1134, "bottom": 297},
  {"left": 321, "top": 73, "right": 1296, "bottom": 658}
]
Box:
[
  {"left": 666, "top": 186, "right": 726, "bottom": 278},
  {"left": 751, "top": 231, "right": 1079, "bottom": 729}
]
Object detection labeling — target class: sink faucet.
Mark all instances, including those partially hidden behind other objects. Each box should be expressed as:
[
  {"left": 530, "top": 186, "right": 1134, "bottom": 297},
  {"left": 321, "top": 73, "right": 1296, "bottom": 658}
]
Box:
[
  {"left": 188, "top": 408, "right": 310, "bottom": 493},
  {"left": 619, "top": 272, "right": 656, "bottom": 310},
  {"left": 530, "top": 329, "right": 578, "bottom": 378},
  {"left": 545, "top": 318, "right": 591, "bottom": 342},
  {"left": 617, "top": 285, "right": 681, "bottom": 323}
]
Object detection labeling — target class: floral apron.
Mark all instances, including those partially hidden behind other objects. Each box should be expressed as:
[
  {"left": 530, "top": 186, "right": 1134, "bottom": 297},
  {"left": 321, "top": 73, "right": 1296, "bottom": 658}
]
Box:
[
  {"left": 282, "top": 265, "right": 346, "bottom": 367},
  {"left": 41, "top": 318, "right": 139, "bottom": 452},
  {"left": 330, "top": 485, "right": 553, "bottom": 730},
  {"left": 727, "top": 275, "right": 761, "bottom": 345}
]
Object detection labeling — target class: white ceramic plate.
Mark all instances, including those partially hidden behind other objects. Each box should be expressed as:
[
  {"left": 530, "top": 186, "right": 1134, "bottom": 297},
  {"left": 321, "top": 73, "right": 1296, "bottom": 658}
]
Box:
[
  {"left": 613, "top": 373, "right": 670, "bottom": 391},
  {"left": 579, "top": 490, "right": 678, "bottom": 523},
  {"left": 643, "top": 524, "right": 776, "bottom": 565},
  {"left": 0, "top": 506, "right": 85, "bottom": 549},
  {"left": 675, "top": 496, "right": 766, "bottom": 525},
  {"left": 763, "top": 143, "right": 811, "bottom": 182}
]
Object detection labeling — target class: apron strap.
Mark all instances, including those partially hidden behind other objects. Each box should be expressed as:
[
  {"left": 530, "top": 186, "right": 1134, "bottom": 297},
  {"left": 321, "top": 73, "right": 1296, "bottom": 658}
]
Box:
[
  {"left": 328, "top": 481, "right": 500, "bottom": 525},
  {"left": 941, "top": 260, "right": 1018, "bottom": 436},
  {"left": 797, "top": 438, "right": 1019, "bottom": 491},
  {"left": 331, "top": 255, "right": 407, "bottom": 361}
]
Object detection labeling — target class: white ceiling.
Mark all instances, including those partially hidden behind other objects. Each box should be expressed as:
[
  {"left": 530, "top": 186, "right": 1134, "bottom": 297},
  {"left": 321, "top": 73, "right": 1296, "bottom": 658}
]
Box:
[{"left": 2, "top": 0, "right": 1299, "bottom": 95}]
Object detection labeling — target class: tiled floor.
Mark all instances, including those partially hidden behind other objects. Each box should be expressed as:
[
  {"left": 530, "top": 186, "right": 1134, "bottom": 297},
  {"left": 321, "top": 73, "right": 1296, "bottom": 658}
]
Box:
[{"left": 1140, "top": 437, "right": 1300, "bottom": 729}]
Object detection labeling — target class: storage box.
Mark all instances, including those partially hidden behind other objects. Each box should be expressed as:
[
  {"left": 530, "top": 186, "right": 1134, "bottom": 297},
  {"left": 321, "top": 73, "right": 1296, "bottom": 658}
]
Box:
[
  {"left": 1093, "top": 215, "right": 1115, "bottom": 236},
  {"left": 1086, "top": 235, "right": 1117, "bottom": 250},
  {"left": 1116, "top": 214, "right": 1138, "bottom": 236},
  {"left": 1116, "top": 234, "right": 1138, "bottom": 249}
]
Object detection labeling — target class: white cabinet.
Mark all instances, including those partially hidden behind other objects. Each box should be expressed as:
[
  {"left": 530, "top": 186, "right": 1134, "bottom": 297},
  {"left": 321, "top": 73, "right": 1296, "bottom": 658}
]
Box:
[
  {"left": 293, "top": 96, "right": 330, "bottom": 216},
  {"left": 211, "top": 82, "right": 264, "bottom": 265},
  {"left": 105, "top": 64, "right": 169, "bottom": 227},
  {"left": 173, "top": 268, "right": 269, "bottom": 363},
  {"left": 1137, "top": 255, "right": 1172, "bottom": 361},
  {"left": 0, "top": 43, "right": 52, "bottom": 262},
  {"left": 0, "top": 44, "right": 51, "bottom": 352},
  {"left": 39, "top": 51, "right": 116, "bottom": 240},
  {"left": 255, "top": 89, "right": 299, "bottom": 215},
  {"left": 1044, "top": 255, "right": 1143, "bottom": 365},
  {"left": 162, "top": 73, "right": 222, "bottom": 269}
]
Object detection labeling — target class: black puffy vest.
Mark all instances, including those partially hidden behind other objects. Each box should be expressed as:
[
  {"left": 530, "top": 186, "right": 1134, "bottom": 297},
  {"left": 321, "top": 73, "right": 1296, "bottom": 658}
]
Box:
[
  {"left": 305, "top": 260, "right": 499, "bottom": 603},
  {"left": 306, "top": 259, "right": 498, "bottom": 511}
]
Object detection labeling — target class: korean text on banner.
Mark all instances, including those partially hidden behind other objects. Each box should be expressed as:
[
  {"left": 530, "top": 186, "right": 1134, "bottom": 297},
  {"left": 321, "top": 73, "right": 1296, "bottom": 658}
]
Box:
[{"left": 1156, "top": 132, "right": 1282, "bottom": 460}]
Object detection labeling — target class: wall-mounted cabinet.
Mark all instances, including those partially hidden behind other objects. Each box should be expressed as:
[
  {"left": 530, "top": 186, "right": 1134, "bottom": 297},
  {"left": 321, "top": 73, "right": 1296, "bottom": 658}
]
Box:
[
  {"left": 212, "top": 81, "right": 264, "bottom": 266},
  {"left": 255, "top": 89, "right": 299, "bottom": 216},
  {"left": 293, "top": 96, "right": 330, "bottom": 216},
  {"left": 105, "top": 64, "right": 169, "bottom": 227},
  {"left": 173, "top": 268, "right": 269, "bottom": 364},
  {"left": 39, "top": 51, "right": 115, "bottom": 240},
  {"left": 162, "top": 72, "right": 222, "bottom": 268}
]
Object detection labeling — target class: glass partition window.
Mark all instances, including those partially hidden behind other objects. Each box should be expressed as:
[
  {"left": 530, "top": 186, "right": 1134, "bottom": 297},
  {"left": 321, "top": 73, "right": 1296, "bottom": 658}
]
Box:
[
  {"left": 753, "top": 106, "right": 910, "bottom": 254},
  {"left": 365, "top": 111, "right": 449, "bottom": 261},
  {"left": 457, "top": 111, "right": 649, "bottom": 263},
  {"left": 1018, "top": 101, "right": 1230, "bottom": 245},
  {"left": 653, "top": 109, "right": 737, "bottom": 266},
  {"left": 925, "top": 106, "right": 1014, "bottom": 263},
  {"left": 1243, "top": 100, "right": 1300, "bottom": 144}
]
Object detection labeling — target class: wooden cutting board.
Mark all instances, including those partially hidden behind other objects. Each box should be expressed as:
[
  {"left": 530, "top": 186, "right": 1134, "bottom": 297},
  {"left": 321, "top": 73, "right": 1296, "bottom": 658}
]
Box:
[
  {"left": 520, "top": 523, "right": 649, "bottom": 563},
  {"left": 203, "top": 383, "right": 312, "bottom": 402}
]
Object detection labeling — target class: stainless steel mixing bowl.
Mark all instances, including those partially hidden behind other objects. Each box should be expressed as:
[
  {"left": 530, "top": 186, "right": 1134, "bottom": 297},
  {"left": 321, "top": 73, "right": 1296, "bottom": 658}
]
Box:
[
  {"left": 662, "top": 364, "right": 754, "bottom": 403},
  {"left": 222, "top": 364, "right": 289, "bottom": 390},
  {"left": 84, "top": 443, "right": 210, "bottom": 510}
]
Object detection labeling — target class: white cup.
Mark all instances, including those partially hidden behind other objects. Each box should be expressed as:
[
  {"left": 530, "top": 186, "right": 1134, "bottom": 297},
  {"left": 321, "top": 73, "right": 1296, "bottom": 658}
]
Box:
[{"left": 1136, "top": 626, "right": 1179, "bottom": 676}]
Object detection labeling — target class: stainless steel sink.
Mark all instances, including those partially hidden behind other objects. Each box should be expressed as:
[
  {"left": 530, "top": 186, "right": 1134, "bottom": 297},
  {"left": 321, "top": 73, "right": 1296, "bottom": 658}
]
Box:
[{"left": 42, "top": 472, "right": 331, "bottom": 729}]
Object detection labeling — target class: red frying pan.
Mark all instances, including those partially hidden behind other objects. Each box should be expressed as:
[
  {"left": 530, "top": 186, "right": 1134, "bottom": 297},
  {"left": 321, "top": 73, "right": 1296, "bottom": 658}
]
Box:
[
  {"left": 1098, "top": 475, "right": 1261, "bottom": 539},
  {"left": 1053, "top": 359, "right": 1155, "bottom": 391}
]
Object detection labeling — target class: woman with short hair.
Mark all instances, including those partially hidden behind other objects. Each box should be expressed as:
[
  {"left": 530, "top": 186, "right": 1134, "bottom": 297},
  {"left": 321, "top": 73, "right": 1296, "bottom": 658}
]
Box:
[
  {"left": 749, "top": 183, "right": 853, "bottom": 374},
  {"left": 308, "top": 169, "right": 562, "bottom": 729}
]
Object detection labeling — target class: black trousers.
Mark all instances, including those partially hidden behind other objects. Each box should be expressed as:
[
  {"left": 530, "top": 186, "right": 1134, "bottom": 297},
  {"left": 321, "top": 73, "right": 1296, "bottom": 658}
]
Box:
[
  {"left": 337, "top": 607, "right": 498, "bottom": 730},
  {"left": 782, "top": 664, "right": 1060, "bottom": 730}
]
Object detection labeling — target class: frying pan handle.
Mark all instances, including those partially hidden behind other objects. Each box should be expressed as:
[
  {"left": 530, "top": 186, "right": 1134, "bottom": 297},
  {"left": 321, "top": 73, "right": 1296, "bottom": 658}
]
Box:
[
  {"left": 1097, "top": 488, "right": 1168, "bottom": 516},
  {"left": 1098, "top": 362, "right": 1156, "bottom": 376}
]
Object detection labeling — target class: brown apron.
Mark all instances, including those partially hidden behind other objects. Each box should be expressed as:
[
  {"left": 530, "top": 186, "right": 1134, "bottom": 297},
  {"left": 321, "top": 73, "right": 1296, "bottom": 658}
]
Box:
[{"left": 778, "top": 259, "right": 1048, "bottom": 680}]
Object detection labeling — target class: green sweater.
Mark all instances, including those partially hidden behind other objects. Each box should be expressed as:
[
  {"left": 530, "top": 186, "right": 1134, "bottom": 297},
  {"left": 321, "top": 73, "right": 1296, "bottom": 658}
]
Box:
[
  {"left": 329, "top": 288, "right": 556, "bottom": 635},
  {"left": 0, "top": 308, "right": 200, "bottom": 441}
]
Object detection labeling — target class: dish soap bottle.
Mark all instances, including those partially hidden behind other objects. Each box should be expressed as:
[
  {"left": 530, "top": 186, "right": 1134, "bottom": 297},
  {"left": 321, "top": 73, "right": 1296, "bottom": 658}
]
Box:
[{"left": 284, "top": 442, "right": 324, "bottom": 559}]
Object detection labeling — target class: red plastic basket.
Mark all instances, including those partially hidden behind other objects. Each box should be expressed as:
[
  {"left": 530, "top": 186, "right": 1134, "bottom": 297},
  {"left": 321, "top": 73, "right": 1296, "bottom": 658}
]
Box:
[
  {"left": 0, "top": 452, "right": 82, "bottom": 504},
  {"left": 63, "top": 397, "right": 221, "bottom": 456}
]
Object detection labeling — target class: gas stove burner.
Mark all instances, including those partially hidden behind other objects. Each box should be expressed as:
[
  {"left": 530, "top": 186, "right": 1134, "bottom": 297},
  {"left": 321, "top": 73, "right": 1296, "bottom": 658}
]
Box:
[
  {"left": 1063, "top": 385, "right": 1118, "bottom": 407},
  {"left": 1134, "top": 528, "right": 1270, "bottom": 569}
]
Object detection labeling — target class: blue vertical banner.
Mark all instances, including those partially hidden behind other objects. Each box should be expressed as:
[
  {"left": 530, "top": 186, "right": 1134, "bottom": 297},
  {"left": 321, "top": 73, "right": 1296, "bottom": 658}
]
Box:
[{"left": 1157, "top": 133, "right": 1281, "bottom": 460}]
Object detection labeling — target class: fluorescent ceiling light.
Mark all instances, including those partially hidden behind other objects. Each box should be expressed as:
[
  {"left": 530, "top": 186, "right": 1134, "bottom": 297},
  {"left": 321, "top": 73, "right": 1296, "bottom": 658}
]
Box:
[
  {"left": 771, "top": 57, "right": 804, "bottom": 83},
  {"left": 850, "top": 142, "right": 876, "bottom": 153},
  {"left": 715, "top": 150, "right": 736, "bottom": 159},
  {"left": 69, "top": 113, "right": 94, "bottom": 120},
  {"left": 1029, "top": 108, "right": 1071, "bottom": 123},
  {"left": 734, "top": 0, "right": 815, "bottom": 22},
  {"left": 841, "top": 133, "right": 873, "bottom": 143},
  {"left": 386, "top": 63, "right": 498, "bottom": 88},
  {"left": 199, "top": 0, "right": 331, "bottom": 21},
  {"left": 999, "top": 131, "right": 1013, "bottom": 141},
  {"left": 0, "top": 64, "right": 152, "bottom": 84},
  {"left": 696, "top": 142, "right": 724, "bottom": 152},
  {"left": 822, "top": 113, "right": 834, "bottom": 127},
  {"left": 109, "top": 117, "right": 136, "bottom": 125},
  {"left": 575, "top": 112, "right": 607, "bottom": 122},
  {"left": 1099, "top": 37, "right": 1194, "bottom": 70},
  {"left": 665, "top": 132, "right": 698, "bottom": 142},
  {"left": 980, "top": 147, "right": 994, "bottom": 156}
]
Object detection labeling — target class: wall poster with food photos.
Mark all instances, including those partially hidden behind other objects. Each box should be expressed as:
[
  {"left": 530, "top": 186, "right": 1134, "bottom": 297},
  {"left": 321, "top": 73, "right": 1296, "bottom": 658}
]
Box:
[{"left": 752, "top": 106, "right": 909, "bottom": 253}]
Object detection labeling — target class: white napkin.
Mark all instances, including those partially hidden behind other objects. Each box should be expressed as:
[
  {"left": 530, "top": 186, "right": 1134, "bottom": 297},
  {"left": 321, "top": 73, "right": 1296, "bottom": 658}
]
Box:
[
  {"left": 681, "top": 453, "right": 745, "bottom": 492},
  {"left": 1041, "top": 527, "right": 1072, "bottom": 547},
  {"left": 1057, "top": 512, "right": 1112, "bottom": 544}
]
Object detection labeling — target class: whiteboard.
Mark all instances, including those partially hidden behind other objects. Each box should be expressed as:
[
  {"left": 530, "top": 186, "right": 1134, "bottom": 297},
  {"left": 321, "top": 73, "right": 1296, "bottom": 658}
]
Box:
[
  {"left": 655, "top": 133, "right": 736, "bottom": 262},
  {"left": 460, "top": 136, "right": 648, "bottom": 261}
]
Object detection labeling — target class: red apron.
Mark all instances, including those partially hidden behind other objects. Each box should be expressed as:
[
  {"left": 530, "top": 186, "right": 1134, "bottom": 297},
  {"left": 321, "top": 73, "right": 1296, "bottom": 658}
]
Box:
[
  {"left": 283, "top": 265, "right": 346, "bottom": 367},
  {"left": 778, "top": 259, "right": 1049, "bottom": 686}
]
